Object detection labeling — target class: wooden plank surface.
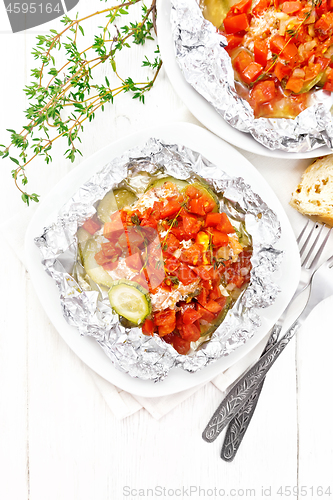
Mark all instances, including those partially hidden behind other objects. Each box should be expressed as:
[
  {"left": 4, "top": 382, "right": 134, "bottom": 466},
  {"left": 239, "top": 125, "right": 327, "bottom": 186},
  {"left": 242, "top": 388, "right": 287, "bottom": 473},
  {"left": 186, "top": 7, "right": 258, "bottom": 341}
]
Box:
[{"left": 0, "top": 1, "right": 332, "bottom": 499}]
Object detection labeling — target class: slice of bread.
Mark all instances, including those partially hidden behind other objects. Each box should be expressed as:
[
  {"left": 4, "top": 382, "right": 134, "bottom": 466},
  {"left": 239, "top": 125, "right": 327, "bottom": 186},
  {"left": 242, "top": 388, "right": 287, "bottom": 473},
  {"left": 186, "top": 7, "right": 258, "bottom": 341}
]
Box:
[{"left": 290, "top": 155, "right": 333, "bottom": 226}]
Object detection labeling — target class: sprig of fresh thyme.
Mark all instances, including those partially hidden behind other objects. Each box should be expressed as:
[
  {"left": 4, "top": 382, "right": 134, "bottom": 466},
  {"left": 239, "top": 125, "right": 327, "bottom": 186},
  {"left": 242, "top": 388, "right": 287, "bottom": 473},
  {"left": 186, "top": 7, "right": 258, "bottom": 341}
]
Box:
[{"left": 0, "top": 0, "right": 161, "bottom": 205}]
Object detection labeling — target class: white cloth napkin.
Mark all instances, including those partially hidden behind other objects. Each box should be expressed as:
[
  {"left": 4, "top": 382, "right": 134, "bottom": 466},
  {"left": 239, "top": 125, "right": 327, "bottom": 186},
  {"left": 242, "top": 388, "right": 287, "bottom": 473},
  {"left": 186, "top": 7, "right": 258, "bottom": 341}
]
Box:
[{"left": 1, "top": 109, "right": 274, "bottom": 420}]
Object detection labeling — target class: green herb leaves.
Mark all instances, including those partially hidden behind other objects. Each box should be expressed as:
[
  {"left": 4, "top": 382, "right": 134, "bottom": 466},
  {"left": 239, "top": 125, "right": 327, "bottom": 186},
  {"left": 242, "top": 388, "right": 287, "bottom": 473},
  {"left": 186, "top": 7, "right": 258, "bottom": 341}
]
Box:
[{"left": 0, "top": 0, "right": 161, "bottom": 205}]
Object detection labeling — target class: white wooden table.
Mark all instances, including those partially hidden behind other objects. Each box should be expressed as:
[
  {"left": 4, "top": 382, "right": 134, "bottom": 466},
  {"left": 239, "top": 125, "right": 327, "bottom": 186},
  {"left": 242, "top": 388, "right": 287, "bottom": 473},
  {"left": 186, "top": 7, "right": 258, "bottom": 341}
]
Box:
[{"left": 0, "top": 2, "right": 332, "bottom": 499}]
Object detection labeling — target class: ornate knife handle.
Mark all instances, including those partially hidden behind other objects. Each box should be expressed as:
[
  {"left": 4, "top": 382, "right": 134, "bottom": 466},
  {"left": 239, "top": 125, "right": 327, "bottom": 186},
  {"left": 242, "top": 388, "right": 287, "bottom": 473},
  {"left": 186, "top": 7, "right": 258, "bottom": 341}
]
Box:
[
  {"left": 221, "top": 380, "right": 265, "bottom": 461},
  {"left": 221, "top": 324, "right": 281, "bottom": 462},
  {"left": 221, "top": 327, "right": 280, "bottom": 461},
  {"left": 202, "top": 321, "right": 300, "bottom": 443}
]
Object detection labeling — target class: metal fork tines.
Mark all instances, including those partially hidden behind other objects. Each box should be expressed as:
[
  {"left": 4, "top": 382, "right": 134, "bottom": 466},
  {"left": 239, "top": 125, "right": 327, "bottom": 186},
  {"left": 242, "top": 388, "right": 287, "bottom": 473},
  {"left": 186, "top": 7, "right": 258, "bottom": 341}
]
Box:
[
  {"left": 203, "top": 220, "right": 332, "bottom": 454},
  {"left": 297, "top": 220, "right": 332, "bottom": 290}
]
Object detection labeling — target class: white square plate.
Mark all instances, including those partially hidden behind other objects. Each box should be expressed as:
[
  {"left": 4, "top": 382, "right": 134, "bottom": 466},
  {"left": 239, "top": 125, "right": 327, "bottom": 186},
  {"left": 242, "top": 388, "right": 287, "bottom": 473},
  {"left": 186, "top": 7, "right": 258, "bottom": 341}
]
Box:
[{"left": 25, "top": 122, "right": 300, "bottom": 397}]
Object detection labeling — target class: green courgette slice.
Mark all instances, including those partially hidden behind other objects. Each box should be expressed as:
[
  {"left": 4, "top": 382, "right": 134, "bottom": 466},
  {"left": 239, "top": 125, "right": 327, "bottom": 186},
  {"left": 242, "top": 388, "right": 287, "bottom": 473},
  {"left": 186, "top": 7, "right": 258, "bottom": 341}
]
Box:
[
  {"left": 81, "top": 237, "right": 114, "bottom": 288},
  {"left": 147, "top": 175, "right": 189, "bottom": 192},
  {"left": 108, "top": 279, "right": 151, "bottom": 324},
  {"left": 97, "top": 188, "right": 138, "bottom": 224}
]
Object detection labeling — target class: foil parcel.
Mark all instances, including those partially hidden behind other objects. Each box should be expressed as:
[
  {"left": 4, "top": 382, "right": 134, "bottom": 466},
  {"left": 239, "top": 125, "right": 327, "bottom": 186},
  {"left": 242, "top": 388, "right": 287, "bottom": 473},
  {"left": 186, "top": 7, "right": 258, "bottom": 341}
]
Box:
[
  {"left": 35, "top": 139, "right": 282, "bottom": 382},
  {"left": 171, "top": 0, "right": 333, "bottom": 153}
]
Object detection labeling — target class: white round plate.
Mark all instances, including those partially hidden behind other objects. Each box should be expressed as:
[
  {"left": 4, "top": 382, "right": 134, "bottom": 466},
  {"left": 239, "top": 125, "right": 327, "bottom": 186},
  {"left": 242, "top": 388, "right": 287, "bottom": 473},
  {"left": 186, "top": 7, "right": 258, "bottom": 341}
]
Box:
[
  {"left": 157, "top": 0, "right": 332, "bottom": 159},
  {"left": 25, "top": 122, "right": 300, "bottom": 397}
]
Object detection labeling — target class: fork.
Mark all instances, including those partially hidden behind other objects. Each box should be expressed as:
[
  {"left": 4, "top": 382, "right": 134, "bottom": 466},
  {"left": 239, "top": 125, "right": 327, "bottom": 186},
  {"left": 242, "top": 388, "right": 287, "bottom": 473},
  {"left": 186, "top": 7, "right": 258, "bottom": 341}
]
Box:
[
  {"left": 202, "top": 221, "right": 332, "bottom": 447},
  {"left": 220, "top": 220, "right": 332, "bottom": 461}
]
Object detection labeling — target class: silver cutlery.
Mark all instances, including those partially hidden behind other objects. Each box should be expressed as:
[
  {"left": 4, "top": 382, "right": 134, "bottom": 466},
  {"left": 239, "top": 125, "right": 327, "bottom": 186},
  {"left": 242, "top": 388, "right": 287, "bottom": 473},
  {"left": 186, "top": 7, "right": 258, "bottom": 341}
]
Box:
[
  {"left": 220, "top": 220, "right": 331, "bottom": 461},
  {"left": 203, "top": 223, "right": 332, "bottom": 448}
]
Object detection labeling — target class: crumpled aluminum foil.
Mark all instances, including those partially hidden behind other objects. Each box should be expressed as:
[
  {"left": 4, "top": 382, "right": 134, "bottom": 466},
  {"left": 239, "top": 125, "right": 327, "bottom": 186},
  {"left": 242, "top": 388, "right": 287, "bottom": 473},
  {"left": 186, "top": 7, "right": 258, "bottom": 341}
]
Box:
[
  {"left": 171, "top": 0, "right": 333, "bottom": 152},
  {"left": 35, "top": 139, "right": 282, "bottom": 382}
]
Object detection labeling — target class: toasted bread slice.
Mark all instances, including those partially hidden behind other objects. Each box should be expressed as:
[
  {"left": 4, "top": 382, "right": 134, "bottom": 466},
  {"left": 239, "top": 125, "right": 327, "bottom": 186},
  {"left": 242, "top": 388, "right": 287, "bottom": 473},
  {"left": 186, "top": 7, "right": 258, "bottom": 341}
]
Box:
[{"left": 290, "top": 155, "right": 333, "bottom": 226}]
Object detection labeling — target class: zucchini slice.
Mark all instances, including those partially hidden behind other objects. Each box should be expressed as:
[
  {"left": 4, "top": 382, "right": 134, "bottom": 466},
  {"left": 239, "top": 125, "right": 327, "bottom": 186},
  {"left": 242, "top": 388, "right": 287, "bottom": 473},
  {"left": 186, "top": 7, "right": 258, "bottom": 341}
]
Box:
[
  {"left": 147, "top": 175, "right": 189, "bottom": 192},
  {"left": 81, "top": 237, "right": 114, "bottom": 288},
  {"left": 97, "top": 188, "right": 138, "bottom": 224},
  {"left": 108, "top": 279, "right": 151, "bottom": 324}
]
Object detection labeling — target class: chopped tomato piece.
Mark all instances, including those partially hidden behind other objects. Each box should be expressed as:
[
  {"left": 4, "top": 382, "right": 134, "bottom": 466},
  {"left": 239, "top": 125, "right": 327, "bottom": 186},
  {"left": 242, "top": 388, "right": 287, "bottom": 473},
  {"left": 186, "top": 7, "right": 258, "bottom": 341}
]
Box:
[
  {"left": 158, "top": 324, "right": 174, "bottom": 336},
  {"left": 163, "top": 233, "right": 180, "bottom": 254},
  {"left": 324, "top": 79, "right": 333, "bottom": 91},
  {"left": 102, "top": 261, "right": 118, "bottom": 271},
  {"left": 188, "top": 197, "right": 206, "bottom": 216},
  {"left": 164, "top": 256, "right": 180, "bottom": 274},
  {"left": 252, "top": 0, "right": 271, "bottom": 16},
  {"left": 274, "top": 59, "right": 292, "bottom": 81},
  {"left": 94, "top": 250, "right": 112, "bottom": 266},
  {"left": 304, "top": 64, "right": 322, "bottom": 82},
  {"left": 180, "top": 244, "right": 203, "bottom": 266},
  {"left": 192, "top": 266, "right": 213, "bottom": 281},
  {"left": 196, "top": 303, "right": 215, "bottom": 322},
  {"left": 201, "top": 279, "right": 213, "bottom": 291},
  {"left": 230, "top": 275, "right": 245, "bottom": 288},
  {"left": 154, "top": 309, "right": 175, "bottom": 326},
  {"left": 317, "top": 57, "right": 330, "bottom": 72},
  {"left": 181, "top": 323, "right": 201, "bottom": 342},
  {"left": 183, "top": 308, "right": 202, "bottom": 325},
  {"left": 315, "top": 11, "right": 333, "bottom": 40},
  {"left": 183, "top": 214, "right": 202, "bottom": 236},
  {"left": 163, "top": 332, "right": 176, "bottom": 344},
  {"left": 270, "top": 35, "right": 298, "bottom": 61},
  {"left": 223, "top": 13, "right": 249, "bottom": 34},
  {"left": 103, "top": 217, "right": 125, "bottom": 241},
  {"left": 233, "top": 50, "right": 253, "bottom": 74},
  {"left": 170, "top": 221, "right": 191, "bottom": 241},
  {"left": 197, "top": 288, "right": 208, "bottom": 307},
  {"left": 216, "top": 296, "right": 228, "bottom": 309},
  {"left": 172, "top": 336, "right": 191, "bottom": 355},
  {"left": 281, "top": 1, "right": 302, "bottom": 13},
  {"left": 145, "top": 258, "right": 165, "bottom": 290},
  {"left": 205, "top": 213, "right": 223, "bottom": 227},
  {"left": 210, "top": 285, "right": 222, "bottom": 301},
  {"left": 207, "top": 229, "right": 229, "bottom": 247},
  {"left": 227, "top": 0, "right": 252, "bottom": 15},
  {"left": 323, "top": 68, "right": 333, "bottom": 91},
  {"left": 175, "top": 263, "right": 198, "bottom": 285},
  {"left": 226, "top": 34, "right": 244, "bottom": 53},
  {"left": 282, "top": 42, "right": 299, "bottom": 60},
  {"left": 216, "top": 213, "right": 235, "bottom": 234},
  {"left": 159, "top": 200, "right": 182, "bottom": 219},
  {"left": 127, "top": 226, "right": 145, "bottom": 250},
  {"left": 254, "top": 40, "right": 268, "bottom": 67},
  {"left": 124, "top": 252, "right": 143, "bottom": 272},
  {"left": 205, "top": 300, "right": 223, "bottom": 314},
  {"left": 101, "top": 242, "right": 121, "bottom": 258},
  {"left": 82, "top": 217, "right": 101, "bottom": 235},
  {"left": 185, "top": 185, "right": 202, "bottom": 199},
  {"left": 269, "top": 35, "right": 285, "bottom": 54},
  {"left": 251, "top": 80, "right": 276, "bottom": 104},
  {"left": 203, "top": 197, "right": 217, "bottom": 213},
  {"left": 142, "top": 318, "right": 154, "bottom": 336},
  {"left": 241, "top": 62, "right": 263, "bottom": 84},
  {"left": 154, "top": 309, "right": 176, "bottom": 336},
  {"left": 316, "top": 0, "right": 328, "bottom": 16},
  {"left": 285, "top": 76, "right": 304, "bottom": 93}
]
